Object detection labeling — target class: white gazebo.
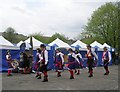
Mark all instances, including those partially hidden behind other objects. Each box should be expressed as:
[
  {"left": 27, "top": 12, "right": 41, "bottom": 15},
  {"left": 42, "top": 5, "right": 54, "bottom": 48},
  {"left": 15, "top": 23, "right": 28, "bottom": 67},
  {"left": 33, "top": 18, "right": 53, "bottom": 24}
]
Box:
[
  {"left": 0, "top": 36, "right": 19, "bottom": 49},
  {"left": 102, "top": 43, "right": 111, "bottom": 48},
  {"left": 71, "top": 40, "right": 87, "bottom": 48},
  {"left": 49, "top": 38, "right": 71, "bottom": 48},
  {"left": 90, "top": 41, "right": 104, "bottom": 48},
  {"left": 24, "top": 37, "right": 43, "bottom": 49}
]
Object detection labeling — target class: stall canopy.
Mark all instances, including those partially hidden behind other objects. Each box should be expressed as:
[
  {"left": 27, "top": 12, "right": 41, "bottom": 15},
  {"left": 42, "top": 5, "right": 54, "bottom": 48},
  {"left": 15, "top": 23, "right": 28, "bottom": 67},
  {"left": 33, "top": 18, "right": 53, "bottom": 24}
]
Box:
[
  {"left": 17, "top": 40, "right": 31, "bottom": 49},
  {"left": 25, "top": 37, "right": 43, "bottom": 47},
  {"left": 49, "top": 38, "right": 71, "bottom": 48},
  {"left": 90, "top": 41, "right": 104, "bottom": 48},
  {"left": 0, "top": 36, "right": 14, "bottom": 46},
  {"left": 71, "top": 40, "right": 87, "bottom": 48},
  {"left": 0, "top": 36, "right": 19, "bottom": 49},
  {"left": 17, "top": 40, "right": 24, "bottom": 47},
  {"left": 102, "top": 43, "right": 111, "bottom": 48}
]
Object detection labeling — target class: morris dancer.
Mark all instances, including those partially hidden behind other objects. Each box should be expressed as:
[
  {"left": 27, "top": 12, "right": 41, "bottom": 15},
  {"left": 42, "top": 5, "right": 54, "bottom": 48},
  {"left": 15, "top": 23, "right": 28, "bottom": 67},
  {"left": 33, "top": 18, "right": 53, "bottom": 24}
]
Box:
[
  {"left": 6, "top": 50, "right": 13, "bottom": 76},
  {"left": 68, "top": 48, "right": 79, "bottom": 79},
  {"left": 40, "top": 44, "right": 49, "bottom": 82},
  {"left": 102, "top": 47, "right": 111, "bottom": 75},
  {"left": 35, "top": 48, "right": 43, "bottom": 79},
  {"left": 54, "top": 49, "right": 64, "bottom": 77},
  {"left": 75, "top": 50, "right": 84, "bottom": 75},
  {"left": 22, "top": 51, "right": 30, "bottom": 74},
  {"left": 85, "top": 45, "right": 98, "bottom": 77}
]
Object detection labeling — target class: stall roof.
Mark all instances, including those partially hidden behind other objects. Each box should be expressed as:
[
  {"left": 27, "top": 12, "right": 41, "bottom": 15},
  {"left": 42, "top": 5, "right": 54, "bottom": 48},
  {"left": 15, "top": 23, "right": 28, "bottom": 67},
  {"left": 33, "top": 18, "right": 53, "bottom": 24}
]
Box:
[
  {"left": 90, "top": 41, "right": 104, "bottom": 48},
  {"left": 102, "top": 43, "right": 111, "bottom": 48},
  {"left": 0, "top": 36, "right": 14, "bottom": 46},
  {"left": 25, "top": 37, "right": 43, "bottom": 47},
  {"left": 49, "top": 38, "right": 71, "bottom": 48},
  {"left": 71, "top": 40, "right": 87, "bottom": 48}
]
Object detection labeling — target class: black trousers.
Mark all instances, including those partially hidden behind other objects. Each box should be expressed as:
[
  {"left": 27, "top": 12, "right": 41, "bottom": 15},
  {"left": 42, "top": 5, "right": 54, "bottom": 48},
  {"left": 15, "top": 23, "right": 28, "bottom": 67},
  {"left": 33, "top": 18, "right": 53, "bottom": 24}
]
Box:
[
  {"left": 104, "top": 60, "right": 109, "bottom": 70},
  {"left": 87, "top": 58, "right": 94, "bottom": 71},
  {"left": 38, "top": 64, "right": 48, "bottom": 72}
]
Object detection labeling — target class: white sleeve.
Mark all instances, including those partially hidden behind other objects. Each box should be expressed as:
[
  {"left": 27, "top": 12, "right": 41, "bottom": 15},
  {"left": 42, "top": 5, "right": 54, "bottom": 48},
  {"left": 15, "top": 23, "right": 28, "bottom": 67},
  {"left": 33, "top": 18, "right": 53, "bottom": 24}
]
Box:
[
  {"left": 6, "top": 55, "right": 8, "bottom": 59},
  {"left": 108, "top": 52, "right": 111, "bottom": 62},
  {"left": 78, "top": 53, "right": 82, "bottom": 59},
  {"left": 39, "top": 54, "right": 43, "bottom": 62},
  {"left": 72, "top": 53, "right": 79, "bottom": 63},
  {"left": 91, "top": 50, "right": 98, "bottom": 60},
  {"left": 60, "top": 53, "right": 64, "bottom": 64},
  {"left": 44, "top": 50, "right": 48, "bottom": 64}
]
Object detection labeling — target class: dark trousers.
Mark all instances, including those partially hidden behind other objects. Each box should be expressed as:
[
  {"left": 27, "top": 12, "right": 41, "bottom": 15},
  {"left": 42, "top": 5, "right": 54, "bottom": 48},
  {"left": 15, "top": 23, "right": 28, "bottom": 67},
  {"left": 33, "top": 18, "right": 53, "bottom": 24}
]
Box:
[
  {"left": 104, "top": 60, "right": 109, "bottom": 73},
  {"left": 87, "top": 58, "right": 94, "bottom": 75}
]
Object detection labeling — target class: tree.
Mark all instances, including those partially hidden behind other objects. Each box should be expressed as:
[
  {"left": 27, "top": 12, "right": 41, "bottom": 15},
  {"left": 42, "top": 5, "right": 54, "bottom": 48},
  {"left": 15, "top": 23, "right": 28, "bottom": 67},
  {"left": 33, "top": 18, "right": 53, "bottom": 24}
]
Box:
[
  {"left": 83, "top": 2, "right": 119, "bottom": 50},
  {"left": 2, "top": 27, "right": 28, "bottom": 44},
  {"left": 2, "top": 27, "right": 17, "bottom": 43},
  {"left": 29, "top": 32, "right": 47, "bottom": 43}
]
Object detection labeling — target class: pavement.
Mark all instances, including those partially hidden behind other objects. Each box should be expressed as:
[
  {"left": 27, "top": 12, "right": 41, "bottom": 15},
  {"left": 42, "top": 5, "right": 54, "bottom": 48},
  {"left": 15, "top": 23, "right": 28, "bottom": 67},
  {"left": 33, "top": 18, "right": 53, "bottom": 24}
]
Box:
[{"left": 2, "top": 65, "right": 118, "bottom": 90}]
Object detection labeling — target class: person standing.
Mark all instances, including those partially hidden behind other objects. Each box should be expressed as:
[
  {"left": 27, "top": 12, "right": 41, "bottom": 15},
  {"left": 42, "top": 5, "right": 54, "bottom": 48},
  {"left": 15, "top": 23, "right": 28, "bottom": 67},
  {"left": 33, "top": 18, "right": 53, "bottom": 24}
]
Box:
[
  {"left": 75, "top": 50, "right": 84, "bottom": 75},
  {"left": 102, "top": 47, "right": 111, "bottom": 75},
  {"left": 35, "top": 48, "right": 43, "bottom": 79},
  {"left": 22, "top": 51, "right": 30, "bottom": 74},
  {"left": 6, "top": 50, "right": 13, "bottom": 76},
  {"left": 19, "top": 52, "right": 24, "bottom": 73},
  {"left": 40, "top": 44, "right": 49, "bottom": 82},
  {"left": 68, "top": 48, "right": 79, "bottom": 79},
  {"left": 85, "top": 45, "right": 98, "bottom": 77},
  {"left": 54, "top": 49, "right": 64, "bottom": 77}
]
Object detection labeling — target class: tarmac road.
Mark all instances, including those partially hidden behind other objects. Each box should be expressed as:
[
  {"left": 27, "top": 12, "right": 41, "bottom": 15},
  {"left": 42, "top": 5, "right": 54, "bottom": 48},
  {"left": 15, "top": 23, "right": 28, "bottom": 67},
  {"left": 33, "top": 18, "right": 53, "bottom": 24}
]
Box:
[{"left": 2, "top": 65, "right": 118, "bottom": 90}]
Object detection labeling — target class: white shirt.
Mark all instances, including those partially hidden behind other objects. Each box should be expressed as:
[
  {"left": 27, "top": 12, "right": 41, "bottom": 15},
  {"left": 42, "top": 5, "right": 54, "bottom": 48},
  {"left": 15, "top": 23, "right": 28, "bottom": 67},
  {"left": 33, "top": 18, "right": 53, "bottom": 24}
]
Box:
[
  {"left": 6, "top": 54, "right": 11, "bottom": 60},
  {"left": 87, "top": 49, "right": 98, "bottom": 60},
  {"left": 76, "top": 53, "right": 82, "bottom": 59},
  {"left": 56, "top": 52, "right": 64, "bottom": 64},
  {"left": 43, "top": 50, "right": 48, "bottom": 65},
  {"left": 102, "top": 51, "right": 111, "bottom": 62},
  {"left": 76, "top": 53, "right": 83, "bottom": 61},
  {"left": 38, "top": 54, "right": 43, "bottom": 63},
  {"left": 68, "top": 53, "right": 79, "bottom": 63}
]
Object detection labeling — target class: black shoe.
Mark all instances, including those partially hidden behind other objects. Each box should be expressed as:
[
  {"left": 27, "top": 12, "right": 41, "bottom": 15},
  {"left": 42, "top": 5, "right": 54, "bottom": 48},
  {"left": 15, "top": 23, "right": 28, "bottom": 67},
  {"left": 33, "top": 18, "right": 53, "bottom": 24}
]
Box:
[
  {"left": 75, "top": 70, "right": 77, "bottom": 73},
  {"left": 104, "top": 73, "right": 107, "bottom": 75},
  {"left": 104, "top": 72, "right": 109, "bottom": 75},
  {"left": 35, "top": 74, "right": 39, "bottom": 78},
  {"left": 88, "top": 74, "right": 93, "bottom": 77},
  {"left": 42, "top": 79, "right": 48, "bottom": 82},
  {"left": 57, "top": 74, "right": 61, "bottom": 77},
  {"left": 70, "top": 76, "right": 74, "bottom": 79},
  {"left": 37, "top": 76, "right": 41, "bottom": 79},
  {"left": 76, "top": 73, "right": 80, "bottom": 75},
  {"left": 7, "top": 74, "right": 12, "bottom": 76}
]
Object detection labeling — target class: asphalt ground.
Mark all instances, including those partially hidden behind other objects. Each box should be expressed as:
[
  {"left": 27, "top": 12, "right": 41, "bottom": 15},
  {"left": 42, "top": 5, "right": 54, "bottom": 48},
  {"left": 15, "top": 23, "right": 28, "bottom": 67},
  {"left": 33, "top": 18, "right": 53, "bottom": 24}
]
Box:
[{"left": 2, "top": 65, "right": 118, "bottom": 90}]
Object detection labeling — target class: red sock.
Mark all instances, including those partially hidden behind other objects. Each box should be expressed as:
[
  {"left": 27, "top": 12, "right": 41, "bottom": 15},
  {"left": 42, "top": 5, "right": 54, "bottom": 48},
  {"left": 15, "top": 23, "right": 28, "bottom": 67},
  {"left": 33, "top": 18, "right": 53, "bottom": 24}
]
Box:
[
  {"left": 8, "top": 70, "right": 11, "bottom": 75},
  {"left": 69, "top": 70, "right": 74, "bottom": 77},
  {"left": 43, "top": 71, "right": 47, "bottom": 77},
  {"left": 90, "top": 70, "right": 93, "bottom": 75},
  {"left": 106, "top": 68, "right": 109, "bottom": 73},
  {"left": 58, "top": 71, "right": 61, "bottom": 75},
  {"left": 77, "top": 70, "right": 80, "bottom": 74},
  {"left": 36, "top": 72, "right": 39, "bottom": 75}
]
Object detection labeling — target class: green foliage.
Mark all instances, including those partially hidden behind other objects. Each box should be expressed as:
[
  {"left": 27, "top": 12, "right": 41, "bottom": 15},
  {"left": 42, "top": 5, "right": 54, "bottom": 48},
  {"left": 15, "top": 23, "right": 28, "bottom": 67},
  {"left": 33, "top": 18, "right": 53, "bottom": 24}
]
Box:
[
  {"left": 2, "top": 27, "right": 28, "bottom": 44},
  {"left": 84, "top": 2, "right": 119, "bottom": 49},
  {"left": 81, "top": 37, "right": 105, "bottom": 45},
  {"left": 29, "top": 32, "right": 48, "bottom": 43},
  {"left": 30, "top": 32, "right": 71, "bottom": 44}
]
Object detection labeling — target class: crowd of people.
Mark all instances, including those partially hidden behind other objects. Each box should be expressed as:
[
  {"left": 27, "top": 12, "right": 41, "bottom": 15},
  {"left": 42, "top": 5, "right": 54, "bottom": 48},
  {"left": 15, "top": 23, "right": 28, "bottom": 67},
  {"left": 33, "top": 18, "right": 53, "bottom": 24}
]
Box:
[{"left": 6, "top": 44, "right": 111, "bottom": 82}]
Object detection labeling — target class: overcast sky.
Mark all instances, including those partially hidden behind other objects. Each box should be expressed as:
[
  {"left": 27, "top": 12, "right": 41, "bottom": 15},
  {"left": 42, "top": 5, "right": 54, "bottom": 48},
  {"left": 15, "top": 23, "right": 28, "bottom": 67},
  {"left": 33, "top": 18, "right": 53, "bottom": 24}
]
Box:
[{"left": 0, "top": 0, "right": 118, "bottom": 39}]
